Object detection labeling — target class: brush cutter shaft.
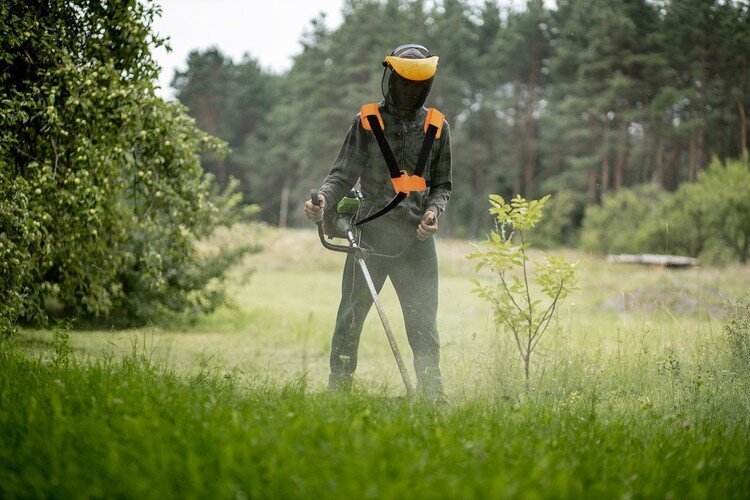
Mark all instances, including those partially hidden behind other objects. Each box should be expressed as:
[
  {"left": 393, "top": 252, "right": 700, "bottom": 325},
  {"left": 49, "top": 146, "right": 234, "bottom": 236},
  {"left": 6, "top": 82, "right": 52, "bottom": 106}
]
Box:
[{"left": 354, "top": 251, "right": 415, "bottom": 395}]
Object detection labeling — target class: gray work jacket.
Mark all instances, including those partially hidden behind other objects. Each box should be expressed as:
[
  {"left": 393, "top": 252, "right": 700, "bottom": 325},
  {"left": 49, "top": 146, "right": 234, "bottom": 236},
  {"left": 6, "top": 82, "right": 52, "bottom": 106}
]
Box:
[{"left": 318, "top": 100, "right": 452, "bottom": 236}]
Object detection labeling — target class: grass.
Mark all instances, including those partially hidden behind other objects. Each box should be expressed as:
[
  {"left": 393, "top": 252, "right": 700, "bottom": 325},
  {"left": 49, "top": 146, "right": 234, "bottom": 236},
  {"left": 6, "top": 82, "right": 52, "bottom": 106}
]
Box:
[{"left": 4, "top": 226, "right": 750, "bottom": 498}]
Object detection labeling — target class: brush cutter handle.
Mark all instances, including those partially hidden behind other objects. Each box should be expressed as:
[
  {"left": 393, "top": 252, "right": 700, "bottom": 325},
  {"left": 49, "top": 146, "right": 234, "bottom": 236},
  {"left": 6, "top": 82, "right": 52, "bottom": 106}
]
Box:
[{"left": 311, "top": 188, "right": 355, "bottom": 254}]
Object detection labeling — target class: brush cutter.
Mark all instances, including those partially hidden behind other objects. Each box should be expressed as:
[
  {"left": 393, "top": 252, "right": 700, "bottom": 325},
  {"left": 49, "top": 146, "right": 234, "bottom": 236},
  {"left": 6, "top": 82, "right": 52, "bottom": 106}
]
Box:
[{"left": 311, "top": 188, "right": 414, "bottom": 396}]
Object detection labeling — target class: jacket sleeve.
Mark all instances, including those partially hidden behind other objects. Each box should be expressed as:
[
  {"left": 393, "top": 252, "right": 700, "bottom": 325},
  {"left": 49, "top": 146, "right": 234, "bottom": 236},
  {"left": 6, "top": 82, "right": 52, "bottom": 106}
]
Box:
[
  {"left": 424, "top": 120, "right": 452, "bottom": 217},
  {"left": 318, "top": 116, "right": 368, "bottom": 210}
]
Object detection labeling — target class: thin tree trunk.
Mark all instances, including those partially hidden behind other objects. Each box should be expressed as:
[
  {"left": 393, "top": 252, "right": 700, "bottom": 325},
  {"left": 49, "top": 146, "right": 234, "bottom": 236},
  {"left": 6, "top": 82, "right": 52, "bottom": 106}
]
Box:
[
  {"left": 613, "top": 119, "right": 628, "bottom": 190},
  {"left": 523, "top": 355, "right": 529, "bottom": 381},
  {"left": 664, "top": 148, "right": 680, "bottom": 191},
  {"left": 652, "top": 136, "right": 664, "bottom": 186},
  {"left": 688, "top": 132, "right": 696, "bottom": 182},
  {"left": 523, "top": 51, "right": 540, "bottom": 196},
  {"left": 469, "top": 166, "right": 485, "bottom": 238},
  {"left": 738, "top": 97, "right": 748, "bottom": 160},
  {"left": 600, "top": 122, "right": 610, "bottom": 195},
  {"left": 642, "top": 140, "right": 652, "bottom": 183},
  {"left": 588, "top": 171, "right": 597, "bottom": 200},
  {"left": 601, "top": 155, "right": 610, "bottom": 196},
  {"left": 513, "top": 138, "right": 522, "bottom": 196},
  {"left": 696, "top": 126, "right": 704, "bottom": 174},
  {"left": 278, "top": 181, "right": 290, "bottom": 229}
]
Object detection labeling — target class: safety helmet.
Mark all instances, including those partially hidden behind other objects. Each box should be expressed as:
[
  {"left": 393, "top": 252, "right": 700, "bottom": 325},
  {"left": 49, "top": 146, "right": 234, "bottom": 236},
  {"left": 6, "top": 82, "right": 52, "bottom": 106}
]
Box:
[
  {"left": 382, "top": 44, "right": 439, "bottom": 81},
  {"left": 381, "top": 44, "right": 438, "bottom": 114}
]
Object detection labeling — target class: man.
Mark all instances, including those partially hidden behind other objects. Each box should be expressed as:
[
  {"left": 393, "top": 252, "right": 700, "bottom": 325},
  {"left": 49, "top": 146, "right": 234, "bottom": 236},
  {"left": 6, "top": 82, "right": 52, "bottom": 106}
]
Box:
[{"left": 304, "top": 44, "right": 452, "bottom": 397}]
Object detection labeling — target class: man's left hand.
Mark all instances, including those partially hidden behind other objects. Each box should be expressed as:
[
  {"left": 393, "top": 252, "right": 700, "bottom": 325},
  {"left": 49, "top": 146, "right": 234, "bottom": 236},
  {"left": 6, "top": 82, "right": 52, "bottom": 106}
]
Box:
[{"left": 417, "top": 211, "right": 438, "bottom": 241}]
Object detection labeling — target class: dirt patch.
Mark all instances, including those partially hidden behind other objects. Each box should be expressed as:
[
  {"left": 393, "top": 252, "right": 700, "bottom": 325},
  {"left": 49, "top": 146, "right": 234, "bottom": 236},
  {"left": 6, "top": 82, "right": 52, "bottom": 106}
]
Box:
[{"left": 601, "top": 283, "right": 726, "bottom": 315}]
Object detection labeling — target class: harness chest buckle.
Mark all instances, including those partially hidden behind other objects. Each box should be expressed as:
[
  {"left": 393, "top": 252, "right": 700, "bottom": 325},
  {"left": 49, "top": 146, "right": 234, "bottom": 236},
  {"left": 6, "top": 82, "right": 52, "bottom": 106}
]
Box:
[{"left": 391, "top": 170, "right": 427, "bottom": 195}]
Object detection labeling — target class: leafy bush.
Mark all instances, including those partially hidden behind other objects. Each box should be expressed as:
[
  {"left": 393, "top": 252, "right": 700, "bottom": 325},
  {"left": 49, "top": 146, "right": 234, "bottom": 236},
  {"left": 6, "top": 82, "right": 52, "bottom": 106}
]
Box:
[
  {"left": 654, "top": 180, "right": 711, "bottom": 258},
  {"left": 0, "top": 1, "right": 255, "bottom": 333},
  {"left": 529, "top": 189, "right": 585, "bottom": 248},
  {"left": 695, "top": 158, "right": 750, "bottom": 263},
  {"left": 578, "top": 159, "right": 750, "bottom": 263},
  {"left": 580, "top": 184, "right": 666, "bottom": 255}
]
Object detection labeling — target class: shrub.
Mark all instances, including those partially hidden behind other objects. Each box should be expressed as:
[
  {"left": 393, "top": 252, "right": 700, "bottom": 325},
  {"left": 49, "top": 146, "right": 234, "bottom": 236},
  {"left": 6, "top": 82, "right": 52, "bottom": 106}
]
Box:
[
  {"left": 0, "top": 1, "right": 256, "bottom": 333},
  {"left": 578, "top": 159, "right": 750, "bottom": 263},
  {"left": 654, "top": 180, "right": 711, "bottom": 257},
  {"left": 580, "top": 184, "right": 665, "bottom": 255},
  {"left": 529, "top": 189, "right": 585, "bottom": 248},
  {"left": 696, "top": 158, "right": 750, "bottom": 263}
]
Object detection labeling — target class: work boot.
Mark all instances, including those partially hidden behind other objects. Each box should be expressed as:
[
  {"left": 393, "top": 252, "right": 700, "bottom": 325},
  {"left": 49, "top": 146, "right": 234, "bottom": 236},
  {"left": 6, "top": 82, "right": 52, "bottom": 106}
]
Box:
[
  {"left": 327, "top": 373, "right": 353, "bottom": 394},
  {"left": 415, "top": 368, "right": 447, "bottom": 403}
]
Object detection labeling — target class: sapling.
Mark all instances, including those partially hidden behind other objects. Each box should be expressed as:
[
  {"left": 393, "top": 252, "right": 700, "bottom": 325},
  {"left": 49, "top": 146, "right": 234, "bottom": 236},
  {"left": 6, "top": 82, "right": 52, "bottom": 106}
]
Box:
[{"left": 469, "top": 194, "right": 578, "bottom": 382}]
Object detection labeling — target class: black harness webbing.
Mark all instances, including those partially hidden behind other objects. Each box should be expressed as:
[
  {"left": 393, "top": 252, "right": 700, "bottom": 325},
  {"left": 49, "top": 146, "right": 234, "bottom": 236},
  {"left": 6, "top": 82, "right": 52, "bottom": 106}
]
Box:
[
  {"left": 355, "top": 108, "right": 442, "bottom": 226},
  {"left": 366, "top": 114, "right": 401, "bottom": 179}
]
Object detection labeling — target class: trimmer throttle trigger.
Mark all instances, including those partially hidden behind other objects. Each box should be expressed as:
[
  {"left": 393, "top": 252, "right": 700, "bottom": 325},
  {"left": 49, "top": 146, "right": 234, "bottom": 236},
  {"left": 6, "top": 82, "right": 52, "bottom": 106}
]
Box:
[{"left": 311, "top": 189, "right": 320, "bottom": 207}]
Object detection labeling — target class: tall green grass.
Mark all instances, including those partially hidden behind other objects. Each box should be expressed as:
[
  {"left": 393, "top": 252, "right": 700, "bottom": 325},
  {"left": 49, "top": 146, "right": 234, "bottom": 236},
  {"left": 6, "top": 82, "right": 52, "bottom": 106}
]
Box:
[
  {"left": 2, "top": 335, "right": 748, "bottom": 499},
  {"left": 5, "top": 228, "right": 750, "bottom": 497}
]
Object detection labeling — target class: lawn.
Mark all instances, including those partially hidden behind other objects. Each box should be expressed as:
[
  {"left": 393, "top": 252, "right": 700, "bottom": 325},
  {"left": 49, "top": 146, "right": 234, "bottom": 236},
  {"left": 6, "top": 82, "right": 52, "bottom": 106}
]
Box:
[{"left": 4, "top": 226, "right": 749, "bottom": 498}]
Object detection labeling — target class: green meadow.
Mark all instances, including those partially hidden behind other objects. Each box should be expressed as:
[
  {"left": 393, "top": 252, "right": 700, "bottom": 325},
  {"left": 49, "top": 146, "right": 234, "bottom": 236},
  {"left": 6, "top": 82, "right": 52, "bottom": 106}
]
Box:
[{"left": 4, "top": 226, "right": 750, "bottom": 498}]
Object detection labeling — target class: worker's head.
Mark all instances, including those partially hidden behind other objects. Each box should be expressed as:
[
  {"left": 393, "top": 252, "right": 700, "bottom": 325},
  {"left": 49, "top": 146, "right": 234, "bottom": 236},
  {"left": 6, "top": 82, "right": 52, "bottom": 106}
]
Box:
[{"left": 382, "top": 44, "right": 438, "bottom": 115}]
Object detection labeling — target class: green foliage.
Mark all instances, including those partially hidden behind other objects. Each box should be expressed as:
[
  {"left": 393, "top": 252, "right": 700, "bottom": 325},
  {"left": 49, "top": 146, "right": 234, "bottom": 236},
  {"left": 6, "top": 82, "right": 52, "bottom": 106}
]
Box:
[
  {"left": 655, "top": 180, "right": 712, "bottom": 258},
  {"left": 169, "top": 0, "right": 750, "bottom": 238},
  {"left": 469, "top": 194, "right": 578, "bottom": 380},
  {"left": 171, "top": 48, "right": 277, "bottom": 197},
  {"left": 580, "top": 184, "right": 666, "bottom": 255},
  {"left": 695, "top": 158, "right": 750, "bottom": 263},
  {"left": 724, "top": 295, "right": 750, "bottom": 374},
  {"left": 0, "top": 0, "right": 257, "bottom": 332},
  {"left": 580, "top": 158, "right": 750, "bottom": 263},
  {"left": 529, "top": 189, "right": 584, "bottom": 248}
]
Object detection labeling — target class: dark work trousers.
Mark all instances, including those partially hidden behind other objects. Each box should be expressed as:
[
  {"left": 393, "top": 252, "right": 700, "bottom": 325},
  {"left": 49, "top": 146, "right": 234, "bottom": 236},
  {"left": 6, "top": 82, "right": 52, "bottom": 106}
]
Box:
[{"left": 328, "top": 224, "right": 442, "bottom": 395}]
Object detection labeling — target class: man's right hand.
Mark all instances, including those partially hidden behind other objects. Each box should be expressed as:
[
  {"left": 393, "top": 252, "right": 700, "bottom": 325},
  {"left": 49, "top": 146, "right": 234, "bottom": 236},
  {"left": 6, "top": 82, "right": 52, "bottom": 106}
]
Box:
[{"left": 304, "top": 194, "right": 326, "bottom": 223}]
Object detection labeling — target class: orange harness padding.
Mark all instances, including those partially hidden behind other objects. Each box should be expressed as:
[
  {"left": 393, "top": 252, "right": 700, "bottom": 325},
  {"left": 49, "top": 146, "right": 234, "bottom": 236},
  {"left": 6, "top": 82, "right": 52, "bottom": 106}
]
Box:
[
  {"left": 423, "top": 107, "right": 445, "bottom": 138},
  {"left": 360, "top": 103, "right": 385, "bottom": 131}
]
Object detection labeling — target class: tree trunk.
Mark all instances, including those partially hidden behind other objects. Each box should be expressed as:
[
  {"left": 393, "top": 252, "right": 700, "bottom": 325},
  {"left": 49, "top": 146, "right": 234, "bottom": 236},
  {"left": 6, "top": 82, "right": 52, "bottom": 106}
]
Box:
[
  {"left": 688, "top": 132, "right": 696, "bottom": 182},
  {"left": 278, "top": 181, "right": 290, "bottom": 229},
  {"left": 600, "top": 122, "right": 610, "bottom": 195},
  {"left": 523, "top": 354, "right": 530, "bottom": 382},
  {"left": 469, "top": 166, "right": 485, "bottom": 238},
  {"left": 664, "top": 148, "right": 680, "bottom": 191},
  {"left": 523, "top": 48, "right": 540, "bottom": 196},
  {"left": 613, "top": 119, "right": 628, "bottom": 190},
  {"left": 601, "top": 155, "right": 610, "bottom": 196},
  {"left": 739, "top": 97, "right": 748, "bottom": 161},
  {"left": 513, "top": 139, "right": 522, "bottom": 197},
  {"left": 696, "top": 126, "right": 704, "bottom": 174},
  {"left": 652, "top": 136, "right": 664, "bottom": 186},
  {"left": 642, "top": 140, "right": 652, "bottom": 183}
]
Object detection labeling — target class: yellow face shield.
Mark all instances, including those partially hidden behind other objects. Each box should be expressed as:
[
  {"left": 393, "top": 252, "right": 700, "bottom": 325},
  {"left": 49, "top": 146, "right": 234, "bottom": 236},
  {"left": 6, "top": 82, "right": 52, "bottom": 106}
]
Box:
[{"left": 383, "top": 56, "right": 439, "bottom": 81}]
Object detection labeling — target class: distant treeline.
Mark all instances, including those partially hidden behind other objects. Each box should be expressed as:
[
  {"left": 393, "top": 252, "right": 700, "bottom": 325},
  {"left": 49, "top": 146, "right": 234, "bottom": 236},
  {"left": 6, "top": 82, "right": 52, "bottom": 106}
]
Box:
[{"left": 173, "top": 0, "right": 750, "bottom": 237}]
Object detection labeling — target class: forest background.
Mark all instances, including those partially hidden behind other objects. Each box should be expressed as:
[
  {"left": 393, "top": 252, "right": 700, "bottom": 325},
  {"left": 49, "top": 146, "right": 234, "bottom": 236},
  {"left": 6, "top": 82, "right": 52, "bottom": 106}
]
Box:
[{"left": 173, "top": 0, "right": 750, "bottom": 249}]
